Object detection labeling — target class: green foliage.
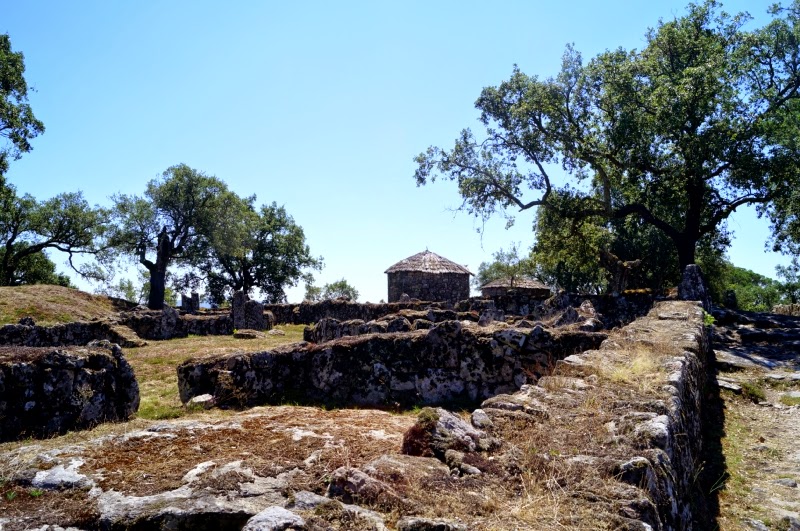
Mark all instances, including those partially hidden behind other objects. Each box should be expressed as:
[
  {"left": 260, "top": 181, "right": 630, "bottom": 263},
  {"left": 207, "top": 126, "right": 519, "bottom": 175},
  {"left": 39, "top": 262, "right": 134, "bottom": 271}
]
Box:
[
  {"left": 200, "top": 201, "right": 322, "bottom": 304},
  {"left": 415, "top": 2, "right": 800, "bottom": 277},
  {"left": 474, "top": 243, "right": 538, "bottom": 290},
  {"left": 775, "top": 258, "right": 800, "bottom": 304},
  {"left": 717, "top": 262, "right": 783, "bottom": 312},
  {"left": 0, "top": 180, "right": 107, "bottom": 286},
  {"left": 109, "top": 164, "right": 237, "bottom": 309},
  {"left": 303, "top": 283, "right": 323, "bottom": 302},
  {"left": 305, "top": 278, "right": 359, "bottom": 302},
  {"left": 0, "top": 34, "right": 45, "bottom": 178},
  {"left": 741, "top": 381, "right": 766, "bottom": 403}
]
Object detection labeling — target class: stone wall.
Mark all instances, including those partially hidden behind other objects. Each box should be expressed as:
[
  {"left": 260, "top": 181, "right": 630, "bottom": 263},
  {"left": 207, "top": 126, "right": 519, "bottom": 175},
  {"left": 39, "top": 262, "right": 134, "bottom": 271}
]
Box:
[
  {"left": 0, "top": 320, "right": 143, "bottom": 348},
  {"left": 0, "top": 340, "right": 140, "bottom": 441},
  {"left": 387, "top": 271, "right": 470, "bottom": 303},
  {"left": 772, "top": 303, "right": 800, "bottom": 316},
  {"left": 264, "top": 299, "right": 449, "bottom": 325},
  {"left": 177, "top": 321, "right": 607, "bottom": 409},
  {"left": 554, "top": 300, "right": 710, "bottom": 528},
  {"left": 120, "top": 308, "right": 233, "bottom": 340},
  {"left": 458, "top": 291, "right": 655, "bottom": 328}
]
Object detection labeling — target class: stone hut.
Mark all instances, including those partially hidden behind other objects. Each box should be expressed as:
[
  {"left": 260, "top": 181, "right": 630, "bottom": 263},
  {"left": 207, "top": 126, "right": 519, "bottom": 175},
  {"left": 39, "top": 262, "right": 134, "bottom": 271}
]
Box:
[
  {"left": 480, "top": 277, "right": 551, "bottom": 299},
  {"left": 385, "top": 250, "right": 472, "bottom": 303}
]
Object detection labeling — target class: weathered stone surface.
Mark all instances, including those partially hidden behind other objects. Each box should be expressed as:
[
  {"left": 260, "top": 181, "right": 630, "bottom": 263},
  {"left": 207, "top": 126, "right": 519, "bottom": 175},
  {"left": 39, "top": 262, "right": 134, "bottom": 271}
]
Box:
[
  {"left": 0, "top": 320, "right": 143, "bottom": 348},
  {"left": 401, "top": 407, "right": 496, "bottom": 459},
  {"left": 0, "top": 340, "right": 139, "bottom": 441},
  {"left": 264, "top": 299, "right": 451, "bottom": 325},
  {"left": 242, "top": 506, "right": 304, "bottom": 531},
  {"left": 677, "top": 264, "right": 711, "bottom": 310},
  {"left": 177, "top": 320, "right": 606, "bottom": 409},
  {"left": 119, "top": 308, "right": 233, "bottom": 340},
  {"left": 233, "top": 290, "right": 248, "bottom": 330},
  {"left": 244, "top": 300, "right": 267, "bottom": 331},
  {"left": 234, "top": 329, "right": 266, "bottom": 339},
  {"left": 326, "top": 466, "right": 407, "bottom": 508},
  {"left": 396, "top": 516, "right": 469, "bottom": 531}
]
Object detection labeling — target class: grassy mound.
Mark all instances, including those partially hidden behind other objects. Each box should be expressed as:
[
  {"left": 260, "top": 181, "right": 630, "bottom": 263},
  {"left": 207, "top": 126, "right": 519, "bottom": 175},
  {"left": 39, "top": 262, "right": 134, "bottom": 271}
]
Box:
[{"left": 0, "top": 284, "right": 134, "bottom": 326}]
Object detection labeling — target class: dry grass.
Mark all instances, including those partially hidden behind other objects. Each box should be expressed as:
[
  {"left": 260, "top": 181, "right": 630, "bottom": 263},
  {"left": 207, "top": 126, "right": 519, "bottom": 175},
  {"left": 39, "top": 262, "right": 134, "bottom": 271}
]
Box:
[
  {"left": 0, "top": 284, "right": 129, "bottom": 326},
  {"left": 126, "top": 325, "right": 306, "bottom": 420}
]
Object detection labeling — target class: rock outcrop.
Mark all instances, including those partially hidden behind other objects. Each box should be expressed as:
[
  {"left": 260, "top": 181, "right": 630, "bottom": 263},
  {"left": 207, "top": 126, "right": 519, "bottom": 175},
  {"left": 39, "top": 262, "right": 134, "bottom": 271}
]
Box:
[{"left": 0, "top": 340, "right": 139, "bottom": 441}]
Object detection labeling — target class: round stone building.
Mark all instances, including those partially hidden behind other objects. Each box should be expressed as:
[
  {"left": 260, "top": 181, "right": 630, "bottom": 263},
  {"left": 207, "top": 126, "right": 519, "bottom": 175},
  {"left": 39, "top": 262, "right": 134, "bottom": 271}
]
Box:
[{"left": 385, "top": 250, "right": 472, "bottom": 303}]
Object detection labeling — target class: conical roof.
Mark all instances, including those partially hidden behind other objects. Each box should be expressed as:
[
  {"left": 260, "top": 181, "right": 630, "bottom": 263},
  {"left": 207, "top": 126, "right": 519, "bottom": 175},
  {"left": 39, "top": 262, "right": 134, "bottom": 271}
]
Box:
[
  {"left": 385, "top": 250, "right": 472, "bottom": 275},
  {"left": 480, "top": 277, "right": 550, "bottom": 290}
]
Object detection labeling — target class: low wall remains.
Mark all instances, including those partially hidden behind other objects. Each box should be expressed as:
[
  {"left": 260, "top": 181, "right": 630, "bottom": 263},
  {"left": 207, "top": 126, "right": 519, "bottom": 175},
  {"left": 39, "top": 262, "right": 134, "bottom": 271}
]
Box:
[
  {"left": 0, "top": 340, "right": 140, "bottom": 441},
  {"left": 177, "top": 321, "right": 606, "bottom": 409},
  {"left": 0, "top": 320, "right": 143, "bottom": 348},
  {"left": 120, "top": 307, "right": 236, "bottom": 340},
  {"left": 263, "top": 300, "right": 449, "bottom": 325},
  {"left": 554, "top": 300, "right": 710, "bottom": 528}
]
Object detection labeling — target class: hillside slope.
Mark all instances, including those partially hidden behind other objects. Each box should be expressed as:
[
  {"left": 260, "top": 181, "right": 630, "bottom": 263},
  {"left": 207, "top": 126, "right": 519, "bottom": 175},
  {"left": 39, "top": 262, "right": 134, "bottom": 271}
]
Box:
[{"left": 0, "top": 285, "right": 134, "bottom": 326}]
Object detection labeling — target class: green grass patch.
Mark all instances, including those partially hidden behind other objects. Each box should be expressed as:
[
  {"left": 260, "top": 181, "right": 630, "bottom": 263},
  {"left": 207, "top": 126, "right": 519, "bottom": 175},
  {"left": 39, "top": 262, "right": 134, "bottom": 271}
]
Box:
[
  {"left": 779, "top": 394, "right": 800, "bottom": 407},
  {"left": 741, "top": 381, "right": 766, "bottom": 403}
]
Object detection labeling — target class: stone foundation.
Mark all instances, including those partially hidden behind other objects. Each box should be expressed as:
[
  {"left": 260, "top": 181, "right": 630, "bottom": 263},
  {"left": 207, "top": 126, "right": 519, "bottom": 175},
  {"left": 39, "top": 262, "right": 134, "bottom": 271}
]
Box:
[
  {"left": 0, "top": 340, "right": 140, "bottom": 441},
  {"left": 264, "top": 300, "right": 450, "bottom": 325},
  {"left": 177, "top": 321, "right": 606, "bottom": 409}
]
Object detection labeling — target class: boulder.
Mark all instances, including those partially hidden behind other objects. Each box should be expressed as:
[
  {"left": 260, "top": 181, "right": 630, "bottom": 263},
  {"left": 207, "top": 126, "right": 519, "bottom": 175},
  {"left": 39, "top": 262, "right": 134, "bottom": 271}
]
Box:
[
  {"left": 677, "top": 264, "right": 711, "bottom": 311},
  {"left": 401, "top": 407, "right": 496, "bottom": 459}
]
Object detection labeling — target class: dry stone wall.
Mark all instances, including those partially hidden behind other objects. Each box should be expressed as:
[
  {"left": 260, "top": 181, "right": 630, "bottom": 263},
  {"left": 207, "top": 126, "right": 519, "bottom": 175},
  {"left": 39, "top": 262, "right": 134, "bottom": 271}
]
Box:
[
  {"left": 0, "top": 320, "right": 143, "bottom": 348},
  {"left": 387, "top": 271, "right": 470, "bottom": 303},
  {"left": 0, "top": 340, "right": 140, "bottom": 441},
  {"left": 177, "top": 321, "right": 607, "bottom": 409},
  {"left": 264, "top": 299, "right": 450, "bottom": 325},
  {"left": 120, "top": 307, "right": 233, "bottom": 340}
]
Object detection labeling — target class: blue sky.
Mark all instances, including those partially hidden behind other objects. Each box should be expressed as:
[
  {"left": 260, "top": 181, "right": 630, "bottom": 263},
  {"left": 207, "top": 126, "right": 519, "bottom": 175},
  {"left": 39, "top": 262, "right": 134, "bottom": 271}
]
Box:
[{"left": 2, "top": 0, "right": 785, "bottom": 302}]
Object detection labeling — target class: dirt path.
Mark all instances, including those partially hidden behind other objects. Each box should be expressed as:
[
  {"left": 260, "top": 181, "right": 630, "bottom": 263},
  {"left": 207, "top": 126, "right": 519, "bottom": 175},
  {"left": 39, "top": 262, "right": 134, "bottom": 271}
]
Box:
[{"left": 712, "top": 309, "right": 800, "bottom": 530}]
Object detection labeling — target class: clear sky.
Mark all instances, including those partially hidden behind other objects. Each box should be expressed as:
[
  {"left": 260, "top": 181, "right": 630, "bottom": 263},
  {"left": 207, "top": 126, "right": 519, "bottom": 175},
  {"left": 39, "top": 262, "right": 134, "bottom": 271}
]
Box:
[{"left": 1, "top": 0, "right": 787, "bottom": 303}]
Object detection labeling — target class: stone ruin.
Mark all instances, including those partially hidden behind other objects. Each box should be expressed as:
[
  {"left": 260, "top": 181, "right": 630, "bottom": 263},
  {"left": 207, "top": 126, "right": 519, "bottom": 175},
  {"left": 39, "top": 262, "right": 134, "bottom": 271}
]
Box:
[
  {"left": 180, "top": 292, "right": 201, "bottom": 314},
  {"left": 231, "top": 290, "right": 271, "bottom": 332}
]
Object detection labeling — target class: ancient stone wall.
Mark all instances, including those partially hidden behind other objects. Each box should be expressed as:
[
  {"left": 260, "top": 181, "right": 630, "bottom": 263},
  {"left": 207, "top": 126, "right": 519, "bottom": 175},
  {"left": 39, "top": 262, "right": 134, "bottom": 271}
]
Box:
[
  {"left": 0, "top": 340, "right": 140, "bottom": 441},
  {"left": 0, "top": 320, "right": 142, "bottom": 348},
  {"left": 264, "top": 299, "right": 449, "bottom": 325},
  {"left": 555, "top": 300, "right": 710, "bottom": 528},
  {"left": 177, "top": 321, "right": 607, "bottom": 409},
  {"left": 457, "top": 291, "right": 655, "bottom": 328},
  {"left": 773, "top": 303, "right": 800, "bottom": 316},
  {"left": 387, "top": 271, "right": 470, "bottom": 303},
  {"left": 120, "top": 308, "right": 233, "bottom": 340}
]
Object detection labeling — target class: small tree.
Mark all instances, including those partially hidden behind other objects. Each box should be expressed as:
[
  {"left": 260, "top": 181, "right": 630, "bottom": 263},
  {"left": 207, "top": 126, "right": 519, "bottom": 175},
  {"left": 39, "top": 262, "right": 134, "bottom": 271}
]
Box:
[
  {"left": 199, "top": 201, "right": 322, "bottom": 304},
  {"left": 776, "top": 258, "right": 800, "bottom": 304},
  {"left": 304, "top": 279, "right": 359, "bottom": 302},
  {"left": 474, "top": 243, "right": 538, "bottom": 290}
]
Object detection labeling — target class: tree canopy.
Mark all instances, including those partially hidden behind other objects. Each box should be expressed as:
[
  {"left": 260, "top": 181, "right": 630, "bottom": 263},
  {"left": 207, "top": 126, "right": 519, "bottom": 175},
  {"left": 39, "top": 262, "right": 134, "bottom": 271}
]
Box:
[
  {"left": 199, "top": 201, "right": 322, "bottom": 304},
  {"left": 304, "top": 278, "right": 359, "bottom": 302},
  {"left": 0, "top": 34, "right": 44, "bottom": 180},
  {"left": 109, "top": 164, "right": 238, "bottom": 309},
  {"left": 0, "top": 181, "right": 107, "bottom": 286},
  {"left": 415, "top": 1, "right": 800, "bottom": 278},
  {"left": 108, "top": 164, "right": 322, "bottom": 309}
]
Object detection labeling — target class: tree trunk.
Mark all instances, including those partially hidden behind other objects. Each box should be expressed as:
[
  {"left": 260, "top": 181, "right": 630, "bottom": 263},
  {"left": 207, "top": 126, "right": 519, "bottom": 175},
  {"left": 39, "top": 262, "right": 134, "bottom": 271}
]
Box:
[
  {"left": 147, "top": 228, "right": 172, "bottom": 310},
  {"left": 674, "top": 235, "right": 697, "bottom": 273}
]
